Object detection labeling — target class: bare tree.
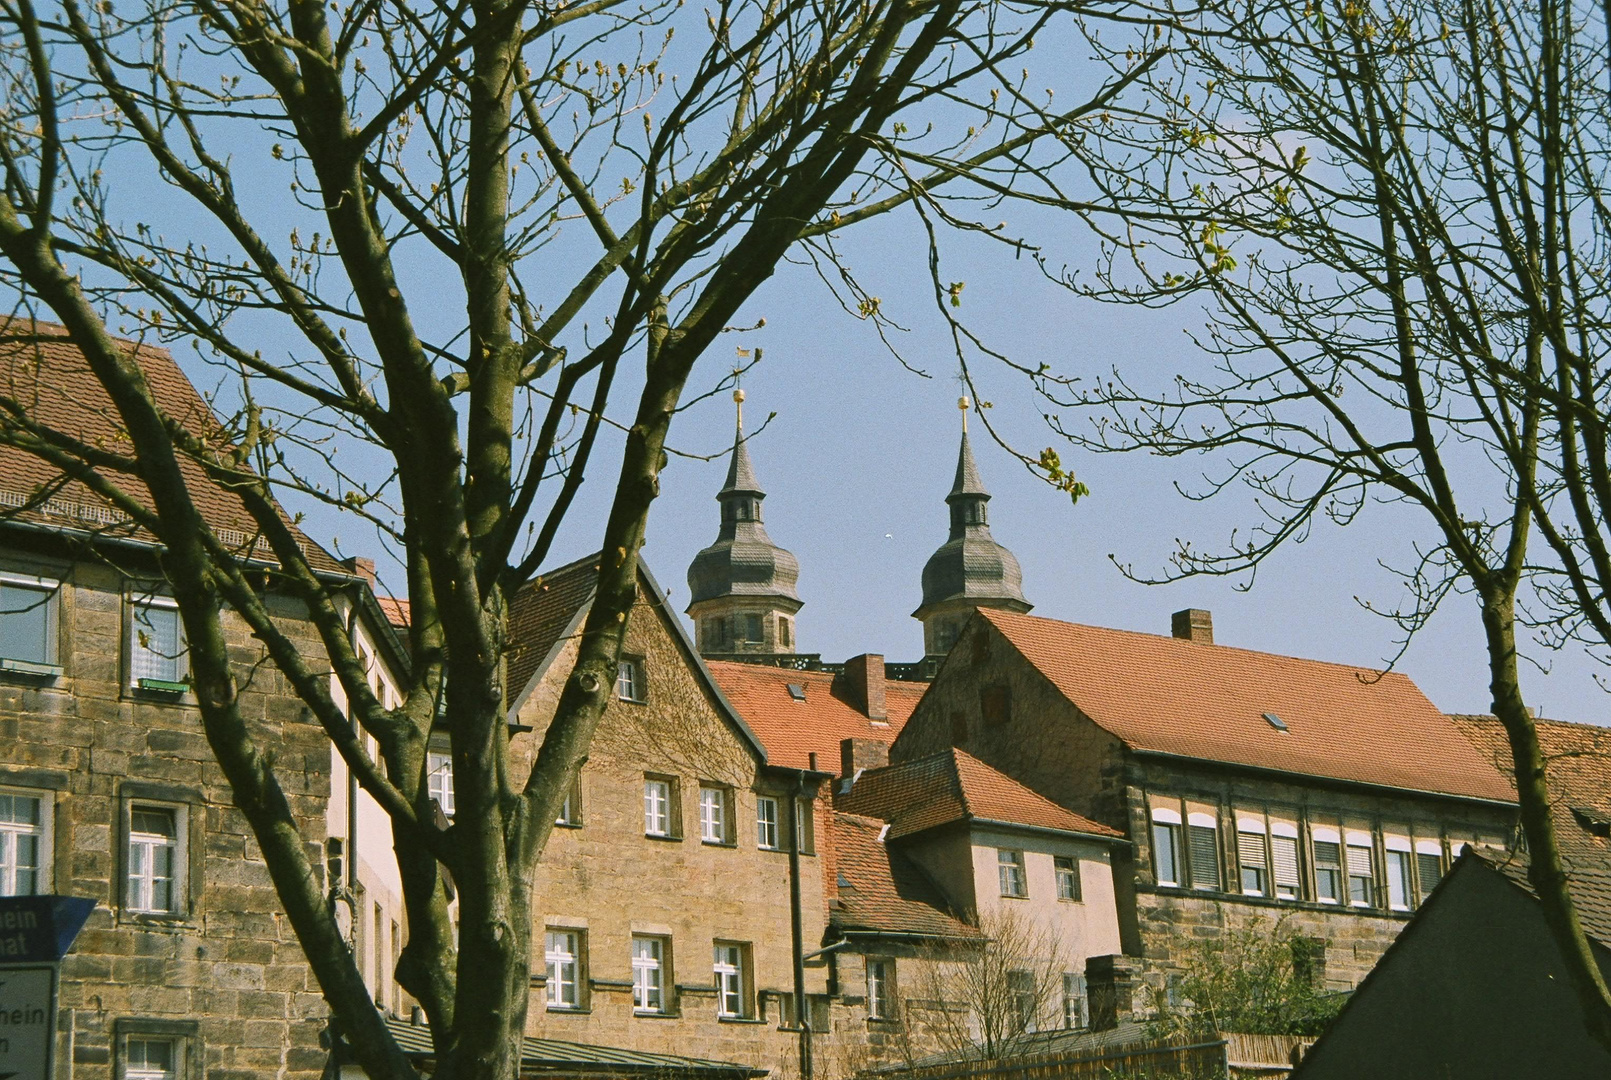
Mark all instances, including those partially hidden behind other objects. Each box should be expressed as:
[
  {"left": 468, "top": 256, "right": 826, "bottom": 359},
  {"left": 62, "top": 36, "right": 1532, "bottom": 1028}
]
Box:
[
  {"left": 1019, "top": 0, "right": 1611, "bottom": 1050},
  {"left": 902, "top": 909, "right": 1068, "bottom": 1064},
  {"left": 0, "top": 0, "right": 1146, "bottom": 1074}
]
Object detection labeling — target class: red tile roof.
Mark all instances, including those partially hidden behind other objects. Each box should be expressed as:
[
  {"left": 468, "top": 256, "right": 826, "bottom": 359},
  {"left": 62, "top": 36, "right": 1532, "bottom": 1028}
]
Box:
[
  {"left": 376, "top": 595, "right": 412, "bottom": 629},
  {"left": 839, "top": 747, "right": 1123, "bottom": 842},
  {"left": 1451, "top": 714, "right": 1611, "bottom": 867},
  {"left": 981, "top": 609, "right": 1515, "bottom": 803},
  {"left": 829, "top": 812, "right": 981, "bottom": 940},
  {"left": 505, "top": 555, "right": 601, "bottom": 700},
  {"left": 704, "top": 661, "right": 926, "bottom": 771},
  {"left": 0, "top": 321, "right": 342, "bottom": 572}
]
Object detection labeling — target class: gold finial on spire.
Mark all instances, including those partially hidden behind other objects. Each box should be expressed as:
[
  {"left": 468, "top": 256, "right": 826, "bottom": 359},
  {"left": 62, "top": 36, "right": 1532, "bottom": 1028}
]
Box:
[
  {"left": 958, "top": 394, "right": 971, "bottom": 433},
  {"left": 734, "top": 387, "right": 746, "bottom": 430}
]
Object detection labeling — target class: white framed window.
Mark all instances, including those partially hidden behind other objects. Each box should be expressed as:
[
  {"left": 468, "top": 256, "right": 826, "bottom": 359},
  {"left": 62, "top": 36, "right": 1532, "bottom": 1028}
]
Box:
[
  {"left": 644, "top": 778, "right": 674, "bottom": 837},
  {"left": 0, "top": 573, "right": 59, "bottom": 671},
  {"left": 617, "top": 659, "right": 645, "bottom": 702},
  {"left": 1186, "top": 811, "right": 1220, "bottom": 890},
  {"left": 756, "top": 796, "right": 780, "bottom": 850},
  {"left": 1055, "top": 855, "right": 1081, "bottom": 902},
  {"left": 1271, "top": 821, "right": 1301, "bottom": 899},
  {"left": 632, "top": 936, "right": 667, "bottom": 1013},
  {"left": 713, "top": 941, "right": 749, "bottom": 1018},
  {"left": 1237, "top": 815, "right": 1268, "bottom": 896},
  {"left": 699, "top": 786, "right": 729, "bottom": 844},
  {"left": 0, "top": 788, "right": 48, "bottom": 896},
  {"left": 129, "top": 596, "right": 187, "bottom": 689},
  {"left": 123, "top": 1036, "right": 177, "bottom": 1080},
  {"left": 1062, "top": 972, "right": 1087, "bottom": 1030},
  {"left": 1416, "top": 839, "right": 1445, "bottom": 902},
  {"left": 1008, "top": 969, "right": 1036, "bottom": 1032},
  {"left": 545, "top": 930, "right": 582, "bottom": 1009},
  {"left": 126, "top": 804, "right": 183, "bottom": 914},
  {"left": 1312, "top": 826, "right": 1342, "bottom": 903},
  {"left": 1346, "top": 830, "right": 1375, "bottom": 907},
  {"left": 1385, "top": 835, "right": 1413, "bottom": 910},
  {"left": 427, "top": 752, "right": 454, "bottom": 817},
  {"left": 1151, "top": 805, "right": 1183, "bottom": 887},
  {"left": 866, "top": 957, "right": 894, "bottom": 1020},
  {"left": 998, "top": 849, "right": 1028, "bottom": 898}
]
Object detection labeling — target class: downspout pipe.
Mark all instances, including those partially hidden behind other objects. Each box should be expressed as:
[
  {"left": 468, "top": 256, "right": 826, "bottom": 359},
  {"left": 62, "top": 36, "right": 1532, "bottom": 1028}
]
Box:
[{"left": 787, "top": 772, "right": 812, "bottom": 1080}]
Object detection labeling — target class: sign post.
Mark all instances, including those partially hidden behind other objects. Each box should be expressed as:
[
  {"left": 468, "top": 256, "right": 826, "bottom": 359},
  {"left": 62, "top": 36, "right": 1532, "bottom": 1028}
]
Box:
[{"left": 0, "top": 897, "right": 95, "bottom": 1080}]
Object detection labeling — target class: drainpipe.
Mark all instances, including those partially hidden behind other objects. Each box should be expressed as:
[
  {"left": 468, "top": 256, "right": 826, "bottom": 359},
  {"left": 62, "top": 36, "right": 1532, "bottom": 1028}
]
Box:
[{"left": 787, "top": 772, "right": 812, "bottom": 1080}]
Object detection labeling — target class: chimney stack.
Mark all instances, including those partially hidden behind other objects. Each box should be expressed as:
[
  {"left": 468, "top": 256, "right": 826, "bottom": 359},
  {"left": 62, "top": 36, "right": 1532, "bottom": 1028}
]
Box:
[
  {"left": 1171, "top": 608, "right": 1213, "bottom": 645},
  {"left": 840, "top": 738, "right": 890, "bottom": 783},
  {"left": 343, "top": 556, "right": 377, "bottom": 586},
  {"left": 835, "top": 653, "right": 887, "bottom": 720},
  {"left": 1086, "top": 954, "right": 1142, "bottom": 1031}
]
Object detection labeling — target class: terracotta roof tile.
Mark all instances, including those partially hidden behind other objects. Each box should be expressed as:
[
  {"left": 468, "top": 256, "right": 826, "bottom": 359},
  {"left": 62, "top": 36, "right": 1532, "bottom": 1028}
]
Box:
[
  {"left": 705, "top": 661, "right": 927, "bottom": 771},
  {"left": 1450, "top": 714, "right": 1611, "bottom": 869},
  {"left": 982, "top": 609, "right": 1515, "bottom": 803},
  {"left": 505, "top": 556, "right": 600, "bottom": 699},
  {"left": 0, "top": 320, "right": 342, "bottom": 572},
  {"left": 829, "top": 812, "right": 980, "bottom": 940},
  {"left": 376, "top": 595, "right": 411, "bottom": 628},
  {"left": 838, "top": 747, "right": 1123, "bottom": 841}
]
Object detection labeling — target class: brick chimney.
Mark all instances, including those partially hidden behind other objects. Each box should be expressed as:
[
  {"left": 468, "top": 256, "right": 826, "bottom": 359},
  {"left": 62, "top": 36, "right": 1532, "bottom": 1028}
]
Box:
[
  {"left": 840, "top": 738, "right": 889, "bottom": 782},
  {"left": 342, "top": 556, "right": 377, "bottom": 585},
  {"left": 1171, "top": 608, "right": 1213, "bottom": 645},
  {"left": 835, "top": 653, "right": 887, "bottom": 720},
  {"left": 1086, "top": 954, "right": 1142, "bottom": 1031}
]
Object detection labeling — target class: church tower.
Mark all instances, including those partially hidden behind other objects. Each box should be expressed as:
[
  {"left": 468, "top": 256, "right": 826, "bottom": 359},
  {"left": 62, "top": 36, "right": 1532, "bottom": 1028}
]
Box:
[
  {"left": 913, "top": 397, "right": 1032, "bottom": 658},
  {"left": 686, "top": 390, "right": 802, "bottom": 656}
]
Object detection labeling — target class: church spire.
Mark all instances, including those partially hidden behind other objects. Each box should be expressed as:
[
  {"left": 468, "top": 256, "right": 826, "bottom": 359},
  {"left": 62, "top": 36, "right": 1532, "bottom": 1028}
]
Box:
[
  {"left": 686, "top": 389, "right": 802, "bottom": 656},
  {"left": 913, "top": 396, "right": 1030, "bottom": 658}
]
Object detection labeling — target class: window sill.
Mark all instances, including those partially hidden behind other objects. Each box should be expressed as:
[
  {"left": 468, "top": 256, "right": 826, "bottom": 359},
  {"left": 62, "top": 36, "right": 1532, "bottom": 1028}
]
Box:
[
  {"left": 702, "top": 839, "right": 738, "bottom": 849},
  {"left": 717, "top": 1016, "right": 765, "bottom": 1025},
  {"left": 644, "top": 833, "right": 682, "bottom": 843},
  {"left": 136, "top": 678, "right": 190, "bottom": 695},
  {"left": 0, "top": 658, "right": 61, "bottom": 679},
  {"left": 1057, "top": 897, "right": 1084, "bottom": 904},
  {"left": 555, "top": 821, "right": 584, "bottom": 830},
  {"left": 119, "top": 911, "right": 197, "bottom": 931},
  {"left": 544, "top": 1006, "right": 591, "bottom": 1015},
  {"left": 633, "top": 1009, "right": 681, "bottom": 1020},
  {"left": 999, "top": 893, "right": 1028, "bottom": 901}
]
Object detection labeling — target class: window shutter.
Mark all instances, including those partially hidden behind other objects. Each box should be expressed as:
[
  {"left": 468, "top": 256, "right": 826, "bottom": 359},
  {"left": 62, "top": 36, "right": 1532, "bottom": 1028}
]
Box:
[
  {"left": 1417, "top": 852, "right": 1444, "bottom": 897},
  {"left": 1346, "top": 844, "right": 1373, "bottom": 876},
  {"left": 1188, "top": 825, "right": 1220, "bottom": 889},
  {"left": 1237, "top": 831, "right": 1266, "bottom": 869},
  {"left": 1272, "top": 835, "right": 1300, "bottom": 890}
]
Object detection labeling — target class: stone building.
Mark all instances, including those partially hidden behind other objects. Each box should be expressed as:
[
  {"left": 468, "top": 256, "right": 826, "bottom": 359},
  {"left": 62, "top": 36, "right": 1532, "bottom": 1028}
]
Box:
[
  {"left": 888, "top": 606, "right": 1521, "bottom": 994},
  {"left": 503, "top": 553, "right": 833, "bottom": 1074},
  {"left": 0, "top": 324, "right": 406, "bottom": 1080}
]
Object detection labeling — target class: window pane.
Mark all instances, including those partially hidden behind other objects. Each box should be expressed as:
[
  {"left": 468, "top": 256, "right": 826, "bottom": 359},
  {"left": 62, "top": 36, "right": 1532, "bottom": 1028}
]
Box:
[
  {"left": 0, "top": 583, "right": 51, "bottom": 665},
  {"left": 997, "top": 849, "right": 1027, "bottom": 897},
  {"left": 700, "top": 788, "right": 725, "bottom": 843},
  {"left": 1387, "top": 850, "right": 1412, "bottom": 909},
  {"left": 1237, "top": 830, "right": 1267, "bottom": 895},
  {"left": 126, "top": 1037, "right": 176, "bottom": 1080},
  {"left": 0, "top": 793, "right": 44, "bottom": 898},
  {"left": 616, "top": 661, "right": 639, "bottom": 701},
  {"left": 1313, "top": 839, "right": 1342, "bottom": 902},
  {"left": 757, "top": 798, "right": 779, "bottom": 849},
  {"left": 1062, "top": 973, "right": 1086, "bottom": 1030},
  {"left": 545, "top": 931, "right": 579, "bottom": 1007},
  {"left": 645, "top": 780, "right": 670, "bottom": 836},
  {"left": 132, "top": 604, "right": 184, "bottom": 683},
  {"left": 427, "top": 752, "right": 454, "bottom": 816},
  {"left": 1347, "top": 843, "right": 1374, "bottom": 905},
  {"left": 1055, "top": 856, "right": 1081, "bottom": 901},
  {"left": 632, "top": 936, "right": 664, "bottom": 1011},
  {"left": 1152, "top": 823, "right": 1180, "bottom": 886}
]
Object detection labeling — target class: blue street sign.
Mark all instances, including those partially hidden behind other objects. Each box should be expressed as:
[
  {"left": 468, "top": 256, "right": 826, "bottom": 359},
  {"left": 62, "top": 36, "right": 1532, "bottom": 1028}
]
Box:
[{"left": 0, "top": 897, "right": 95, "bottom": 965}]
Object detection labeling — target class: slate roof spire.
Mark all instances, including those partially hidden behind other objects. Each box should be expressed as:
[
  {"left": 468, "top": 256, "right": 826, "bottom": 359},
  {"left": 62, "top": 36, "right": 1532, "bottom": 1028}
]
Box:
[
  {"left": 686, "top": 389, "right": 802, "bottom": 655},
  {"left": 913, "top": 396, "right": 1031, "bottom": 657}
]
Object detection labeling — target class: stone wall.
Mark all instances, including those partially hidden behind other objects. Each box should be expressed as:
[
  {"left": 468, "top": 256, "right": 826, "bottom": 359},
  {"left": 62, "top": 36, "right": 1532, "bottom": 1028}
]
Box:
[
  {"left": 0, "top": 543, "right": 332, "bottom": 1080},
  {"left": 509, "top": 587, "right": 830, "bottom": 1073}
]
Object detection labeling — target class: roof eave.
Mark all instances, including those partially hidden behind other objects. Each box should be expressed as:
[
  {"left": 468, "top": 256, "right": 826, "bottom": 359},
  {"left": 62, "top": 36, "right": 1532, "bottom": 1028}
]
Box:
[
  {"left": 1127, "top": 746, "right": 1519, "bottom": 808},
  {"left": 965, "top": 816, "right": 1130, "bottom": 847}
]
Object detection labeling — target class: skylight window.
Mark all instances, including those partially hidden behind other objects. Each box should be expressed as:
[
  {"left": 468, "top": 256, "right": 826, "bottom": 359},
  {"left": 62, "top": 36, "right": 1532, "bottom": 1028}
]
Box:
[
  {"left": 787, "top": 683, "right": 807, "bottom": 701},
  {"left": 1262, "top": 712, "right": 1289, "bottom": 732}
]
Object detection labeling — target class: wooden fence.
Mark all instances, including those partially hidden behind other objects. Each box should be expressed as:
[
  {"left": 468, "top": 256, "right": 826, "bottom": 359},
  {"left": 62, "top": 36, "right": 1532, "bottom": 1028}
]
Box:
[{"left": 873, "top": 1038, "right": 1231, "bottom": 1080}]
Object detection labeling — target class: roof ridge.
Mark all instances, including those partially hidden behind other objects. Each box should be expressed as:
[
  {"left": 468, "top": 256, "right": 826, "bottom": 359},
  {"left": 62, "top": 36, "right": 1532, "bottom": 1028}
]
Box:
[{"left": 981, "top": 607, "right": 1417, "bottom": 681}]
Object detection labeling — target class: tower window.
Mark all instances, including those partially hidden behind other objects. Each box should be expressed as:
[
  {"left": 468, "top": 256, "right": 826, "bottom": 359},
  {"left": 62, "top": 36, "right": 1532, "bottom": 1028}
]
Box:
[
  {"left": 741, "top": 614, "right": 763, "bottom": 643},
  {"left": 778, "top": 617, "right": 792, "bottom": 650}
]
